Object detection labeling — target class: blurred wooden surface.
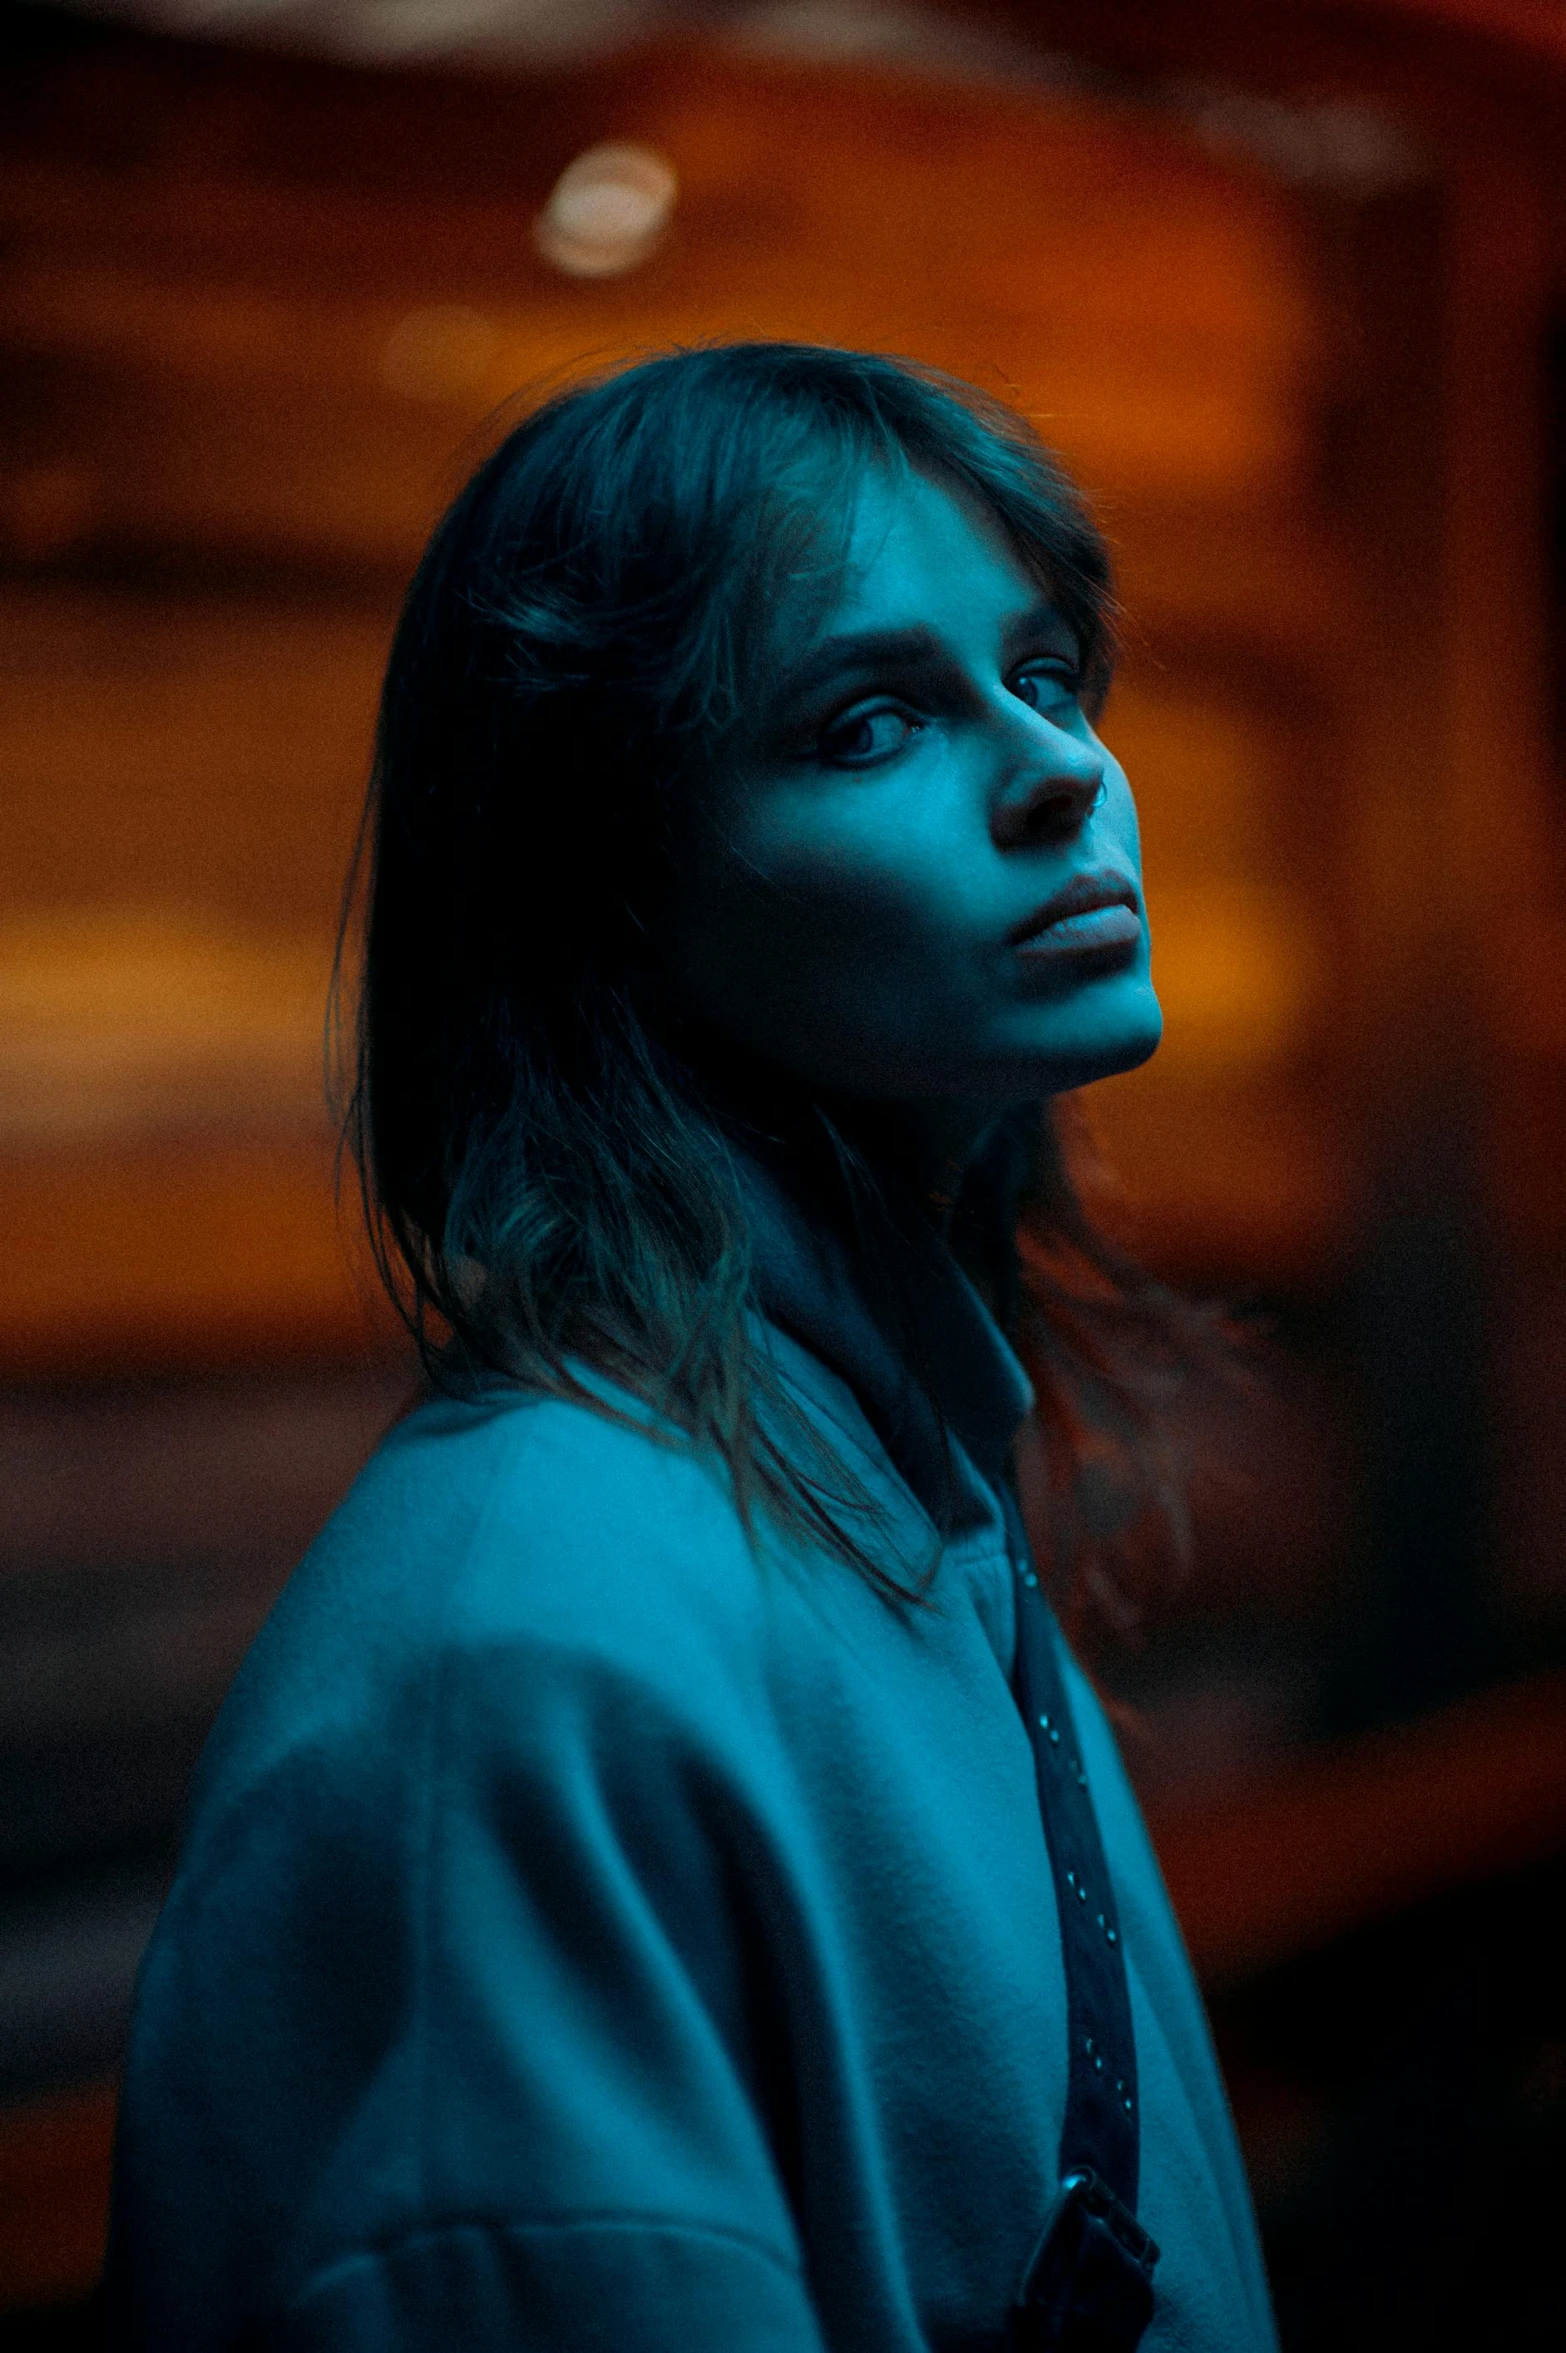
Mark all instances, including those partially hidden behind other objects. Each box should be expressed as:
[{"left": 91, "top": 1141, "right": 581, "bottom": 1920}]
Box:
[{"left": 0, "top": 1144, "right": 398, "bottom": 1375}]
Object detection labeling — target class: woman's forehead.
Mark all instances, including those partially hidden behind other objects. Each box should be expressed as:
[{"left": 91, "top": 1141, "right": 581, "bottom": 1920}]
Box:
[{"left": 772, "top": 462, "right": 1064, "bottom": 672}]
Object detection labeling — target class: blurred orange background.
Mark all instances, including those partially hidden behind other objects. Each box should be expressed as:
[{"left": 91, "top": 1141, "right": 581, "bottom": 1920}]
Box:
[{"left": 3, "top": 3, "right": 1566, "bottom": 2345}]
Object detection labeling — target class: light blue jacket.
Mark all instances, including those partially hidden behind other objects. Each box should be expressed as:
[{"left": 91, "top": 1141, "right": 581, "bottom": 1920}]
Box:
[{"left": 109, "top": 1158, "right": 1278, "bottom": 2351}]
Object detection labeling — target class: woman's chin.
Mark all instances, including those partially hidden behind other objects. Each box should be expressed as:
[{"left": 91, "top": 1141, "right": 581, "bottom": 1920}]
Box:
[
  {"left": 999, "top": 987, "right": 1164, "bottom": 1096},
  {"left": 1082, "top": 1005, "right": 1165, "bottom": 1084}
]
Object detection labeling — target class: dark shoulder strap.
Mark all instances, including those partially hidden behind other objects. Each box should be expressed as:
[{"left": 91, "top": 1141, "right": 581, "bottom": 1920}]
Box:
[
  {"left": 1007, "top": 1540, "right": 1141, "bottom": 2207},
  {"left": 999, "top": 1485, "right": 1158, "bottom": 2353}
]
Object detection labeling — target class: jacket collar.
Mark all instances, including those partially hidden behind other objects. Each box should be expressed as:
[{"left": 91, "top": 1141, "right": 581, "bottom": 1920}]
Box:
[{"left": 732, "top": 1143, "right": 1033, "bottom": 1528}]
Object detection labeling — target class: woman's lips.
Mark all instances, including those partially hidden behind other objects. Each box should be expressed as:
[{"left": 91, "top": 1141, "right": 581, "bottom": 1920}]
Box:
[{"left": 1014, "top": 902, "right": 1142, "bottom": 958}]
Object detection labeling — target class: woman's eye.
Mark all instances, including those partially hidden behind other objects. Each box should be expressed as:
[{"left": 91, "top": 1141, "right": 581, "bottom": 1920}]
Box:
[
  {"left": 817, "top": 706, "right": 921, "bottom": 768},
  {"left": 1013, "top": 665, "right": 1080, "bottom": 716}
]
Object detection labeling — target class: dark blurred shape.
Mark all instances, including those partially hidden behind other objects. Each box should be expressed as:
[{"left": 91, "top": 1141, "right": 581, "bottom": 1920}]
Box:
[
  {"left": 1152, "top": 1669, "right": 1566, "bottom": 1983},
  {"left": 1214, "top": 1848, "right": 1565, "bottom": 2351},
  {"left": 0, "top": 1367, "right": 413, "bottom": 1900}
]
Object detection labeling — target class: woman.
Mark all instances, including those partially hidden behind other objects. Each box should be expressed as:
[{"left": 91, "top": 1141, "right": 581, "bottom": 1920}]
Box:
[{"left": 109, "top": 343, "right": 1277, "bottom": 2351}]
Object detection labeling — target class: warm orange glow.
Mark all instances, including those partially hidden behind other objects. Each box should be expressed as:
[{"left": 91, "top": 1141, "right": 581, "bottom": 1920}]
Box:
[{"left": 0, "top": 38, "right": 1352, "bottom": 1356}]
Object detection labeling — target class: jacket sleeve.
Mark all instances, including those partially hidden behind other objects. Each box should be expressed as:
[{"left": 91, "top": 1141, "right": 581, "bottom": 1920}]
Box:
[
  {"left": 268, "top": 1627, "right": 830, "bottom": 2353},
  {"left": 280, "top": 2217, "right": 825, "bottom": 2351}
]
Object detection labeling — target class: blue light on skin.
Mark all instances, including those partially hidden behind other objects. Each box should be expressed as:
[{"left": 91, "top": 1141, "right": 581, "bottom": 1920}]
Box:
[{"left": 655, "top": 462, "right": 1163, "bottom": 1205}]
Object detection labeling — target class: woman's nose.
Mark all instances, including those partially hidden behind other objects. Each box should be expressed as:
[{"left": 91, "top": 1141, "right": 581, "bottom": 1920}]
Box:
[{"left": 990, "top": 724, "right": 1106, "bottom": 850}]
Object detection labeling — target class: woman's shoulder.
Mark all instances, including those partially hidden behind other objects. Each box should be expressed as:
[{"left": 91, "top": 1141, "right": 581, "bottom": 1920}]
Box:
[
  {"left": 198, "top": 1384, "right": 773, "bottom": 1797},
  {"left": 285, "top": 1381, "right": 764, "bottom": 1661}
]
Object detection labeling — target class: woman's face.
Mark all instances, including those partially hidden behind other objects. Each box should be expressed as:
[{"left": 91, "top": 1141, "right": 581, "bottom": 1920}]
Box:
[{"left": 656, "top": 463, "right": 1161, "bottom": 1124}]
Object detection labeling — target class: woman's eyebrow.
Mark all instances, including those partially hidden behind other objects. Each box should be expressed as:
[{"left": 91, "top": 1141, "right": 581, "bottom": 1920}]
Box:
[
  {"left": 777, "top": 602, "right": 1076, "bottom": 704},
  {"left": 1002, "top": 599, "right": 1076, "bottom": 658},
  {"left": 777, "top": 624, "right": 944, "bottom": 700}
]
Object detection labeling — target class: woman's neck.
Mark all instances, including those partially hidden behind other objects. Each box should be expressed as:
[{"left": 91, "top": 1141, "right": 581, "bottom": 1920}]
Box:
[
  {"left": 823, "top": 1098, "right": 1002, "bottom": 1231},
  {"left": 640, "top": 988, "right": 1007, "bottom": 1234}
]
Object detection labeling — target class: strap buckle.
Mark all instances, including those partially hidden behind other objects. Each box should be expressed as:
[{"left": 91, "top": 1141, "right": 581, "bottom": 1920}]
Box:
[{"left": 1008, "top": 2169, "right": 1160, "bottom": 2352}]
